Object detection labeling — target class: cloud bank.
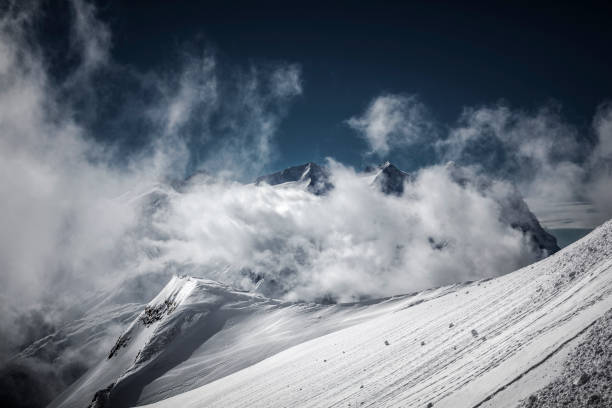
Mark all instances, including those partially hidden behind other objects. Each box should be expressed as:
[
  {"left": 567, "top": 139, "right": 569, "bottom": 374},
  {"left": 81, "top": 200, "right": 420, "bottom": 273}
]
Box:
[
  {"left": 0, "top": 0, "right": 302, "bottom": 363},
  {"left": 155, "top": 162, "right": 541, "bottom": 302},
  {"left": 349, "top": 94, "right": 612, "bottom": 228}
]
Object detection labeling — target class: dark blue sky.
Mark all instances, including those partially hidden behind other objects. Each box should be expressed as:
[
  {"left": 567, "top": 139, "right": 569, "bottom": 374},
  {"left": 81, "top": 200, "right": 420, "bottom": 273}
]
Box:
[{"left": 43, "top": 0, "right": 612, "bottom": 174}]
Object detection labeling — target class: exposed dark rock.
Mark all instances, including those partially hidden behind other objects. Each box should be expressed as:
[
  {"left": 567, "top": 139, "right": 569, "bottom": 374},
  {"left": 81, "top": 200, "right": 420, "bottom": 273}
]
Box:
[
  {"left": 587, "top": 394, "right": 602, "bottom": 404},
  {"left": 573, "top": 372, "right": 590, "bottom": 386},
  {"left": 371, "top": 162, "right": 411, "bottom": 195},
  {"left": 428, "top": 237, "right": 448, "bottom": 251},
  {"left": 87, "top": 383, "right": 114, "bottom": 408},
  {"left": 140, "top": 299, "right": 177, "bottom": 327},
  {"left": 107, "top": 335, "right": 130, "bottom": 359}
]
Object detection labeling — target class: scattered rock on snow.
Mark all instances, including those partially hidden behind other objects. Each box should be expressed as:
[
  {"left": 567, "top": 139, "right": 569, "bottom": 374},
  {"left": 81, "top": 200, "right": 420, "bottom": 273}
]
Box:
[
  {"left": 587, "top": 394, "right": 601, "bottom": 404},
  {"left": 573, "top": 372, "right": 591, "bottom": 386}
]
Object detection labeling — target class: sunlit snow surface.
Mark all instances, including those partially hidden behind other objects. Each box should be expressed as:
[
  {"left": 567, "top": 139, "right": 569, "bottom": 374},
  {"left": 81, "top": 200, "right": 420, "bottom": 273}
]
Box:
[{"left": 51, "top": 220, "right": 612, "bottom": 408}]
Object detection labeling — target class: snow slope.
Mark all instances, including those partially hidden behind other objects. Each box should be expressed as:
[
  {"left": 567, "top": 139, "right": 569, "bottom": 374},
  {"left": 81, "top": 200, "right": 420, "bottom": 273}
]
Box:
[{"left": 51, "top": 219, "right": 612, "bottom": 408}]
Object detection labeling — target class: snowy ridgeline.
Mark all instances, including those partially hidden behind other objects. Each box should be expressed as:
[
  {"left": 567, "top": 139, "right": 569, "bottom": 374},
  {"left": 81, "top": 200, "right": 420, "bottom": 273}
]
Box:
[{"left": 50, "top": 220, "right": 612, "bottom": 408}]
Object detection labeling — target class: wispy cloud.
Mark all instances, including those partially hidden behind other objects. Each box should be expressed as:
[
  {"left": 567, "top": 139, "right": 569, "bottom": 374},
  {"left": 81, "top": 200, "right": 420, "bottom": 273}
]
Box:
[
  {"left": 68, "top": 0, "right": 111, "bottom": 77},
  {"left": 0, "top": 0, "right": 302, "bottom": 382},
  {"left": 158, "top": 161, "right": 542, "bottom": 302},
  {"left": 201, "top": 63, "right": 303, "bottom": 179},
  {"left": 346, "top": 94, "right": 435, "bottom": 156},
  {"left": 348, "top": 96, "right": 612, "bottom": 228}
]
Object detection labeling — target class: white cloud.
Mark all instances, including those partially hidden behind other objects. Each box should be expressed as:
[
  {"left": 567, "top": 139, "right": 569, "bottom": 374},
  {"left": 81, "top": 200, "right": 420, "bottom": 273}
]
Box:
[
  {"left": 199, "top": 63, "right": 303, "bottom": 180},
  {"left": 347, "top": 94, "right": 612, "bottom": 228},
  {"left": 0, "top": 0, "right": 303, "bottom": 367},
  {"left": 347, "top": 94, "right": 434, "bottom": 156},
  {"left": 441, "top": 104, "right": 586, "bottom": 203},
  {"left": 593, "top": 102, "right": 612, "bottom": 160},
  {"left": 347, "top": 95, "right": 612, "bottom": 229},
  {"left": 156, "top": 162, "right": 541, "bottom": 302},
  {"left": 437, "top": 103, "right": 612, "bottom": 228},
  {"left": 270, "top": 64, "right": 302, "bottom": 98},
  {"left": 69, "top": 0, "right": 111, "bottom": 75},
  {"left": 163, "top": 55, "right": 218, "bottom": 136},
  {"left": 586, "top": 102, "right": 612, "bottom": 223}
]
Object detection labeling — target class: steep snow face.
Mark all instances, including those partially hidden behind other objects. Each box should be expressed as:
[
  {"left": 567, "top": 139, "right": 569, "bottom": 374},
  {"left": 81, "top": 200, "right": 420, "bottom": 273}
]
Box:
[
  {"left": 52, "top": 220, "right": 612, "bottom": 408},
  {"left": 140, "top": 221, "right": 609, "bottom": 408},
  {"left": 50, "top": 276, "right": 432, "bottom": 408}
]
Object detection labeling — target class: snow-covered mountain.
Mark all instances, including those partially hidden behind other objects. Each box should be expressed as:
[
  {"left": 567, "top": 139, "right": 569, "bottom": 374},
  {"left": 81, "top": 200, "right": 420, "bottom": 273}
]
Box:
[
  {"left": 50, "top": 219, "right": 612, "bottom": 408},
  {"left": 4, "top": 162, "right": 562, "bottom": 407}
]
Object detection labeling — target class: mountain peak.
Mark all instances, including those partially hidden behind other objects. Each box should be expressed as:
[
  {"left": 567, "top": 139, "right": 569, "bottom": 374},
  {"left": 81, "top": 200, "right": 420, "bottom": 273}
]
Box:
[
  {"left": 255, "top": 162, "right": 332, "bottom": 195},
  {"left": 372, "top": 161, "right": 410, "bottom": 195}
]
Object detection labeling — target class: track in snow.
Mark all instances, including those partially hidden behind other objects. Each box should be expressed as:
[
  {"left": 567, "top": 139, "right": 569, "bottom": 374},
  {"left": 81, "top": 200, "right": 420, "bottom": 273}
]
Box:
[{"left": 51, "top": 220, "right": 612, "bottom": 408}]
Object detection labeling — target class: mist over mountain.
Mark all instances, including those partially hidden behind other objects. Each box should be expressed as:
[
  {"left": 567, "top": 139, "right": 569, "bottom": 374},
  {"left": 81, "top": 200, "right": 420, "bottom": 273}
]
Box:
[
  {"left": 1, "top": 1, "right": 612, "bottom": 407},
  {"left": 0, "top": 159, "right": 560, "bottom": 407}
]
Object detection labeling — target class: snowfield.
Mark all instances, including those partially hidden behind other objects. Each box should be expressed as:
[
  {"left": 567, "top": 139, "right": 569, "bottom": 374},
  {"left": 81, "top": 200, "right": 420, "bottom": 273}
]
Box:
[{"left": 51, "top": 220, "right": 612, "bottom": 408}]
